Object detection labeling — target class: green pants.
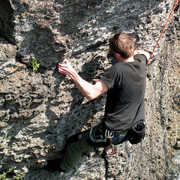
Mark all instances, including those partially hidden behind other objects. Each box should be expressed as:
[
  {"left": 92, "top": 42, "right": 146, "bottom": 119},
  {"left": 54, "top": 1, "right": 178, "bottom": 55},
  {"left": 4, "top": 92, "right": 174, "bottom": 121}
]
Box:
[
  {"left": 59, "top": 126, "right": 127, "bottom": 172},
  {"left": 59, "top": 130, "right": 94, "bottom": 172}
]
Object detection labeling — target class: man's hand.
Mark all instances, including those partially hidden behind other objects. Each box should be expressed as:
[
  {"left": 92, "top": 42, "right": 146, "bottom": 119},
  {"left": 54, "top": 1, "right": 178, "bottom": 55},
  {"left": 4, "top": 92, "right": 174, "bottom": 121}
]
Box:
[{"left": 58, "top": 59, "right": 75, "bottom": 75}]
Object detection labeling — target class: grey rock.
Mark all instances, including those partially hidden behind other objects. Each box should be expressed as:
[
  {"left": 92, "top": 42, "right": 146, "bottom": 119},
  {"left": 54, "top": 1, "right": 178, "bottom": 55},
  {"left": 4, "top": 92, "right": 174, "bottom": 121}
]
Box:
[{"left": 0, "top": 0, "right": 179, "bottom": 179}]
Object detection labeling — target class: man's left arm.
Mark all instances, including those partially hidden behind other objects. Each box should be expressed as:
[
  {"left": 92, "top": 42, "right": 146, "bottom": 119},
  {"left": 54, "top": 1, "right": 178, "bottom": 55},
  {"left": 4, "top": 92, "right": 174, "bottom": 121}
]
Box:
[
  {"left": 58, "top": 59, "right": 109, "bottom": 100},
  {"left": 134, "top": 50, "right": 150, "bottom": 61}
]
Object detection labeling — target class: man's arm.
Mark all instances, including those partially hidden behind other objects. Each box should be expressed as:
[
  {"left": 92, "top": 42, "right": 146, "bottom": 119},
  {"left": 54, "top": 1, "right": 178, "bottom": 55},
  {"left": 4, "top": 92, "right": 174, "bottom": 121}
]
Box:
[
  {"left": 58, "top": 59, "right": 109, "bottom": 100},
  {"left": 134, "top": 50, "right": 150, "bottom": 61}
]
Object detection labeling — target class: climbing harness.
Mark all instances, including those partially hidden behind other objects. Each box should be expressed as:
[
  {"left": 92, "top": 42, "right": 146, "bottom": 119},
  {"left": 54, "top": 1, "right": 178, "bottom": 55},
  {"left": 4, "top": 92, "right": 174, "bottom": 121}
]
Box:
[
  {"left": 89, "top": 124, "right": 107, "bottom": 143},
  {"left": 89, "top": 124, "right": 127, "bottom": 155},
  {"left": 89, "top": 124, "right": 128, "bottom": 156},
  {"left": 104, "top": 129, "right": 128, "bottom": 155},
  {"left": 147, "top": 0, "right": 179, "bottom": 64}
]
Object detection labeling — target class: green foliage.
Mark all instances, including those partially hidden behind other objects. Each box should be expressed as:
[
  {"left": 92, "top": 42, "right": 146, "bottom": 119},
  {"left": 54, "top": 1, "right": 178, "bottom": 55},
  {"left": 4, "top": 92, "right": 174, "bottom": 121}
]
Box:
[
  {"left": 31, "top": 59, "right": 40, "bottom": 72},
  {"left": 7, "top": 136, "right": 11, "bottom": 140},
  {"left": 0, "top": 168, "right": 25, "bottom": 180}
]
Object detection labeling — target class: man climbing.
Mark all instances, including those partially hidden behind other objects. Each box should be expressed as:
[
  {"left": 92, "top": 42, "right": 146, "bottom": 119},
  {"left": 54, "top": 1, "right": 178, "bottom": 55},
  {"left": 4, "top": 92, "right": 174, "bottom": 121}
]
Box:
[{"left": 45, "top": 32, "right": 150, "bottom": 172}]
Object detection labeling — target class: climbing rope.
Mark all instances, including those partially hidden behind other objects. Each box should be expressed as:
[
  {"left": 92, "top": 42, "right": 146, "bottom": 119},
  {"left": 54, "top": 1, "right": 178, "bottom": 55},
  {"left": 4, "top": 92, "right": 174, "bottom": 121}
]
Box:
[{"left": 147, "top": 0, "right": 179, "bottom": 64}]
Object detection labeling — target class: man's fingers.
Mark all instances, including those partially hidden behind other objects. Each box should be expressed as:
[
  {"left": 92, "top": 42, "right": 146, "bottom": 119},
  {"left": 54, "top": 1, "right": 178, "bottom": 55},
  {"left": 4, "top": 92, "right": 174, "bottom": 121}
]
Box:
[
  {"left": 63, "top": 59, "right": 68, "bottom": 64},
  {"left": 58, "top": 63, "right": 68, "bottom": 68},
  {"left": 58, "top": 66, "right": 65, "bottom": 72},
  {"left": 58, "top": 68, "right": 66, "bottom": 75},
  {"left": 57, "top": 59, "right": 72, "bottom": 75}
]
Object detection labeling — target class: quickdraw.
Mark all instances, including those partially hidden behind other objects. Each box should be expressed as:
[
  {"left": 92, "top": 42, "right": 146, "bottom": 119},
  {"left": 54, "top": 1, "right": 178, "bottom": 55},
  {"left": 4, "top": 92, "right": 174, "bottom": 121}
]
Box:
[
  {"left": 105, "top": 129, "right": 115, "bottom": 147},
  {"left": 104, "top": 129, "right": 117, "bottom": 155}
]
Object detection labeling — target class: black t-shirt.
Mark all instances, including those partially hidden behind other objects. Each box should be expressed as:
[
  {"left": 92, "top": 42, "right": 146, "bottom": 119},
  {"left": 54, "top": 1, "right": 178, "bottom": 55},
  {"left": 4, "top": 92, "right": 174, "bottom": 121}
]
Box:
[{"left": 100, "top": 54, "right": 147, "bottom": 131}]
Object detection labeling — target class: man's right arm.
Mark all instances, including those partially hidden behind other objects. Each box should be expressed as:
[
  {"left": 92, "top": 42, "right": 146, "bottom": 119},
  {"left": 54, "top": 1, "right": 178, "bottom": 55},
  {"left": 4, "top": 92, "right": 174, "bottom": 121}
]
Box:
[
  {"left": 68, "top": 70, "right": 109, "bottom": 100},
  {"left": 58, "top": 59, "right": 109, "bottom": 100}
]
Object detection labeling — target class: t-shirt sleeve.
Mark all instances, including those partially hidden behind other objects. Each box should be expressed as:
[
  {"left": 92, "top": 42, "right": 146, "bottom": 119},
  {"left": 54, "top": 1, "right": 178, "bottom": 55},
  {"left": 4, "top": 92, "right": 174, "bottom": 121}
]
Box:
[
  {"left": 135, "top": 54, "right": 148, "bottom": 64},
  {"left": 100, "top": 64, "right": 121, "bottom": 89}
]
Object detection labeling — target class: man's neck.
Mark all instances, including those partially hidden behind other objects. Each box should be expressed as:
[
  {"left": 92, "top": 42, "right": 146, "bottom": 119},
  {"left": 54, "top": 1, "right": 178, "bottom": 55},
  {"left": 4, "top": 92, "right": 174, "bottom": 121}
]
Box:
[{"left": 119, "top": 56, "right": 134, "bottom": 63}]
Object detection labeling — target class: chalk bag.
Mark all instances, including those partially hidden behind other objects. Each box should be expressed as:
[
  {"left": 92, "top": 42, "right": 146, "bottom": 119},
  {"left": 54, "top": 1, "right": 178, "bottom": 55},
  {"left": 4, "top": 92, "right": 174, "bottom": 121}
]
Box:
[{"left": 127, "top": 121, "right": 145, "bottom": 144}]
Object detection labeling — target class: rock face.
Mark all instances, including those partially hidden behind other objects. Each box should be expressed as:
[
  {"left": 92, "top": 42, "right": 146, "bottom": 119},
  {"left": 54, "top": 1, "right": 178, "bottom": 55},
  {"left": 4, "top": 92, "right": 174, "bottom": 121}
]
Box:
[{"left": 0, "top": 0, "right": 179, "bottom": 179}]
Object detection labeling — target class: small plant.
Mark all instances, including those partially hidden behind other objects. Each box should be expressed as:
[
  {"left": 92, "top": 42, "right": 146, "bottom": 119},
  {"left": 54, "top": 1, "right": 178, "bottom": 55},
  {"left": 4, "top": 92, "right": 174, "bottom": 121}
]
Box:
[
  {"left": 7, "top": 136, "right": 11, "bottom": 140},
  {"left": 0, "top": 171, "right": 7, "bottom": 179},
  {"left": 31, "top": 59, "right": 40, "bottom": 72},
  {"left": 0, "top": 168, "right": 25, "bottom": 180},
  {"left": 0, "top": 168, "right": 13, "bottom": 180}
]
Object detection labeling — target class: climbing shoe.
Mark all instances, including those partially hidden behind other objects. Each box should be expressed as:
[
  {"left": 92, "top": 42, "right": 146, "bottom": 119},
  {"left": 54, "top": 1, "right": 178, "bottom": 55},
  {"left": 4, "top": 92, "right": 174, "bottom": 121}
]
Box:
[{"left": 44, "top": 158, "right": 65, "bottom": 173}]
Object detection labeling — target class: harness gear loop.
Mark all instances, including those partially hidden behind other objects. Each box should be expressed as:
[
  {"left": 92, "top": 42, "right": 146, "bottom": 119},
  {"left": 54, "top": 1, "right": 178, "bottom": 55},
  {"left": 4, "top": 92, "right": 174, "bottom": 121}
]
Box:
[{"left": 147, "top": 0, "right": 178, "bottom": 64}]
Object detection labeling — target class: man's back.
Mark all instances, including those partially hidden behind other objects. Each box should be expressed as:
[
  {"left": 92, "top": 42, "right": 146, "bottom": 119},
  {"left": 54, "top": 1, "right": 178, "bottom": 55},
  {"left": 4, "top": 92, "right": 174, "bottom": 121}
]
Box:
[{"left": 101, "top": 54, "right": 147, "bottom": 131}]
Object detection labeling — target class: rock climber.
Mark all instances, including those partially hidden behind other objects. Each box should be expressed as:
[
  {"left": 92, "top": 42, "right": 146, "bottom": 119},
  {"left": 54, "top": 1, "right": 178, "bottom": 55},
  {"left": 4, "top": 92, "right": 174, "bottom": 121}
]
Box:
[{"left": 44, "top": 32, "right": 150, "bottom": 173}]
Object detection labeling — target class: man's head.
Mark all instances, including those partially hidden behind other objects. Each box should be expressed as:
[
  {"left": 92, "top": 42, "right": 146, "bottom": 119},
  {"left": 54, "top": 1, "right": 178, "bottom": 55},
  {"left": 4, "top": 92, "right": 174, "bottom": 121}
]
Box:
[{"left": 109, "top": 33, "right": 134, "bottom": 60}]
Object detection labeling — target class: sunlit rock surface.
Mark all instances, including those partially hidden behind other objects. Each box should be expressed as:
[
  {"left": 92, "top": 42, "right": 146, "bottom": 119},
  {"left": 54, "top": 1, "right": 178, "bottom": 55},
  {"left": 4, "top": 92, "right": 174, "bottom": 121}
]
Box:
[{"left": 0, "top": 0, "right": 179, "bottom": 179}]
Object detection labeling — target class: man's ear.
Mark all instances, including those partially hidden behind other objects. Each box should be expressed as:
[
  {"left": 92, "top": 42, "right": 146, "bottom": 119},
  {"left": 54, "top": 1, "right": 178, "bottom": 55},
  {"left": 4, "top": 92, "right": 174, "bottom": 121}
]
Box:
[{"left": 114, "top": 53, "right": 121, "bottom": 59}]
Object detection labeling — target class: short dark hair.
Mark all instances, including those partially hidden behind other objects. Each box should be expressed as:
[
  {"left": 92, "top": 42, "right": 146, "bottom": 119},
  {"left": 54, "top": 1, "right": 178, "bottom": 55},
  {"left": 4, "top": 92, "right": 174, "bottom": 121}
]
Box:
[{"left": 109, "top": 33, "right": 134, "bottom": 59}]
